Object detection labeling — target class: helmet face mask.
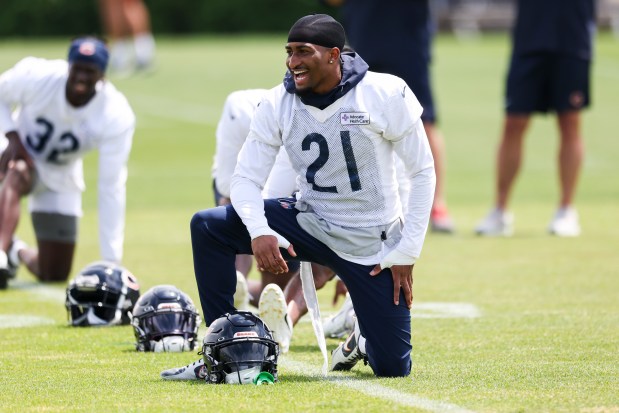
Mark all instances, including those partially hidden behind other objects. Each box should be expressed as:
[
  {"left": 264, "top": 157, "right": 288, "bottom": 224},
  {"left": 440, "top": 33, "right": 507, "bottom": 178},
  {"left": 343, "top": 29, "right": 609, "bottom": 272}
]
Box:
[
  {"left": 65, "top": 261, "right": 140, "bottom": 327},
  {"left": 131, "top": 285, "right": 200, "bottom": 352},
  {"left": 202, "top": 311, "right": 278, "bottom": 384}
]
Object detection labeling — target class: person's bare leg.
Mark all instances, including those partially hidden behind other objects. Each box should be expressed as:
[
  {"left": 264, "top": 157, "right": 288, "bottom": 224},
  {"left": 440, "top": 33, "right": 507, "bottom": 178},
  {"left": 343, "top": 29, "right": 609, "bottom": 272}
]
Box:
[
  {"left": 496, "top": 114, "right": 531, "bottom": 210},
  {"left": 98, "top": 0, "right": 131, "bottom": 39},
  {"left": 556, "top": 111, "right": 583, "bottom": 208},
  {"left": 24, "top": 240, "right": 76, "bottom": 282},
  {"left": 425, "top": 121, "right": 456, "bottom": 232},
  {"left": 122, "top": 0, "right": 152, "bottom": 34},
  {"left": 235, "top": 254, "right": 252, "bottom": 277},
  {"left": 284, "top": 263, "right": 334, "bottom": 326},
  {"left": 122, "top": 0, "right": 155, "bottom": 68},
  {"left": 424, "top": 122, "right": 447, "bottom": 211},
  {"left": 0, "top": 160, "right": 33, "bottom": 252}
]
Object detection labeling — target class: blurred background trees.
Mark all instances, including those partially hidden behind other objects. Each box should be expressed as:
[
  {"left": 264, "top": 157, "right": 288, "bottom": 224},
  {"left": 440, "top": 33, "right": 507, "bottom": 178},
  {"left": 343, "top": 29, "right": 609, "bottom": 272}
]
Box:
[{"left": 1, "top": 0, "right": 618, "bottom": 38}]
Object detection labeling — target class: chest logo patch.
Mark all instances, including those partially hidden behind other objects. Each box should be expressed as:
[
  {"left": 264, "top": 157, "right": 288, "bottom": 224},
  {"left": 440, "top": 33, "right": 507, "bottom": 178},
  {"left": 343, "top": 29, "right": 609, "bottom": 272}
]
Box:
[{"left": 340, "top": 112, "right": 370, "bottom": 125}]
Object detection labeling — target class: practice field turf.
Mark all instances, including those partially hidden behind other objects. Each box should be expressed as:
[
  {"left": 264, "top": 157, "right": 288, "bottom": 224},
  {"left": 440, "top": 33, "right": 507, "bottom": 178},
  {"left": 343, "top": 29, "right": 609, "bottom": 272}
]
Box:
[{"left": 0, "top": 33, "right": 618, "bottom": 412}]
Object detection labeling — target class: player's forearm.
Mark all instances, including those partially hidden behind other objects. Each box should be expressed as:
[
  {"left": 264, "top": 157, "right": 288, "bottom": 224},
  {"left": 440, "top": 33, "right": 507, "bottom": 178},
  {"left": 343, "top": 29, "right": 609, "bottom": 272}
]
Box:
[
  {"left": 397, "top": 164, "right": 435, "bottom": 258},
  {"left": 230, "top": 176, "right": 270, "bottom": 239}
]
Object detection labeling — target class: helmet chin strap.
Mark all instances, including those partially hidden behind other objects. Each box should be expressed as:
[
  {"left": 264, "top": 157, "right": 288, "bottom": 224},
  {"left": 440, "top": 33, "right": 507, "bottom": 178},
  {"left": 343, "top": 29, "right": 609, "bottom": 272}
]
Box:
[{"left": 152, "top": 336, "right": 190, "bottom": 352}]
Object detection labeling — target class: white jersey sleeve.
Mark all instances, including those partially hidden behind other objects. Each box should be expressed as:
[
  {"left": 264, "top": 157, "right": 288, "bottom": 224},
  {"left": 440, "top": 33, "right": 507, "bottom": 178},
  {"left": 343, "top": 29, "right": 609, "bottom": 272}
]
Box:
[
  {"left": 213, "top": 89, "right": 266, "bottom": 198},
  {"left": 97, "top": 93, "right": 135, "bottom": 263},
  {"left": 230, "top": 87, "right": 283, "bottom": 239},
  {"left": 381, "top": 83, "right": 435, "bottom": 260}
]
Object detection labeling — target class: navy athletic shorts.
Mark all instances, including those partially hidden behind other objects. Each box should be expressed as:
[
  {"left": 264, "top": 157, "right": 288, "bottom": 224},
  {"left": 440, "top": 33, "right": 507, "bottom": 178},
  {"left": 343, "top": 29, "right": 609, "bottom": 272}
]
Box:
[{"left": 505, "top": 53, "right": 591, "bottom": 114}]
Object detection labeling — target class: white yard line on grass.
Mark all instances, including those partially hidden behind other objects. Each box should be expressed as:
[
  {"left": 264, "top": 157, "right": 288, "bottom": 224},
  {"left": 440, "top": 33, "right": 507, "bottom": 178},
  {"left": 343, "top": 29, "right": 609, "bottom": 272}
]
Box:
[
  {"left": 9, "top": 279, "right": 65, "bottom": 302},
  {"left": 285, "top": 359, "right": 477, "bottom": 413},
  {"left": 0, "top": 281, "right": 64, "bottom": 328},
  {"left": 0, "top": 314, "right": 55, "bottom": 328},
  {"left": 412, "top": 302, "right": 481, "bottom": 319},
  {"left": 313, "top": 302, "right": 481, "bottom": 323}
]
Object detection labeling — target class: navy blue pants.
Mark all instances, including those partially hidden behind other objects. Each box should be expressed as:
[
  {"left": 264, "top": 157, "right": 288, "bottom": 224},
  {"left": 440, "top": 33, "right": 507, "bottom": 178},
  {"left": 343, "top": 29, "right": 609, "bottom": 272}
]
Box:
[{"left": 189, "top": 198, "right": 412, "bottom": 377}]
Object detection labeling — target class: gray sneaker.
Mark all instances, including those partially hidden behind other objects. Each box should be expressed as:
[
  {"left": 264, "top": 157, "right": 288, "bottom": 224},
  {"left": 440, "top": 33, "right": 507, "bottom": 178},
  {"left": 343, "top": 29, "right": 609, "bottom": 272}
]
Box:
[
  {"left": 330, "top": 317, "right": 366, "bottom": 371},
  {"left": 475, "top": 208, "right": 514, "bottom": 236},
  {"left": 160, "top": 358, "right": 207, "bottom": 380}
]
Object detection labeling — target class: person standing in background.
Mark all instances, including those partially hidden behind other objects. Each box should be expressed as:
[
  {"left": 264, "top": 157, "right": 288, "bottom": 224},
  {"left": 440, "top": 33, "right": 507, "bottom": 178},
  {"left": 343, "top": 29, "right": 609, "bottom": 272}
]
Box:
[
  {"left": 476, "top": 0, "right": 595, "bottom": 237},
  {"left": 322, "top": 0, "right": 454, "bottom": 233},
  {"left": 98, "top": 0, "right": 156, "bottom": 73}
]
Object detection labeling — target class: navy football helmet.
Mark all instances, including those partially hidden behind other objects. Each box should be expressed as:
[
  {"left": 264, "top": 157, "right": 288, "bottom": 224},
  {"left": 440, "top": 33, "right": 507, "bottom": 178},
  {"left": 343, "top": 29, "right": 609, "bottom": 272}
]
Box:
[
  {"left": 131, "top": 285, "right": 201, "bottom": 352},
  {"left": 65, "top": 261, "right": 140, "bottom": 327},
  {"left": 202, "top": 311, "right": 279, "bottom": 384}
]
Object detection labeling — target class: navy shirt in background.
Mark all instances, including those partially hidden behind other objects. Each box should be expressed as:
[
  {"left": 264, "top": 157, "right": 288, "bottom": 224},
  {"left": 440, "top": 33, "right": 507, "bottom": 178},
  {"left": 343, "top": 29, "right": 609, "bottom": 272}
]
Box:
[
  {"left": 512, "top": 0, "right": 596, "bottom": 60},
  {"left": 339, "top": 0, "right": 432, "bottom": 65}
]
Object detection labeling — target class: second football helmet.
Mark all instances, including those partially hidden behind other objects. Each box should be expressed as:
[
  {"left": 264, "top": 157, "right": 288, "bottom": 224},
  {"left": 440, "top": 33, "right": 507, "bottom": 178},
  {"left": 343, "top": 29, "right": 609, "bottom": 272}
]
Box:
[
  {"left": 202, "top": 311, "right": 279, "bottom": 384},
  {"left": 131, "top": 284, "right": 201, "bottom": 352},
  {"left": 65, "top": 261, "right": 140, "bottom": 327}
]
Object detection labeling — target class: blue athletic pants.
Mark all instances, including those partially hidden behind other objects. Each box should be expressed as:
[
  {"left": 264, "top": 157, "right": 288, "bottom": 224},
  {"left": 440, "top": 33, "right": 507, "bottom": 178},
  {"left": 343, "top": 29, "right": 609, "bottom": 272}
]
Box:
[{"left": 189, "top": 198, "right": 412, "bottom": 377}]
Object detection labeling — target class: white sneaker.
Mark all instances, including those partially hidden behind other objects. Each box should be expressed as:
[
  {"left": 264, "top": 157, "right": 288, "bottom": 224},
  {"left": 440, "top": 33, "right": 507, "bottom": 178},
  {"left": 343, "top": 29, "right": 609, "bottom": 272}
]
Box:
[
  {"left": 160, "top": 358, "right": 207, "bottom": 380},
  {"left": 548, "top": 207, "right": 581, "bottom": 237},
  {"left": 234, "top": 271, "right": 250, "bottom": 310},
  {"left": 323, "top": 293, "right": 355, "bottom": 339},
  {"left": 475, "top": 208, "right": 514, "bottom": 236},
  {"left": 330, "top": 316, "right": 366, "bottom": 371},
  {"left": 7, "top": 238, "right": 26, "bottom": 279},
  {"left": 259, "top": 283, "right": 292, "bottom": 354}
]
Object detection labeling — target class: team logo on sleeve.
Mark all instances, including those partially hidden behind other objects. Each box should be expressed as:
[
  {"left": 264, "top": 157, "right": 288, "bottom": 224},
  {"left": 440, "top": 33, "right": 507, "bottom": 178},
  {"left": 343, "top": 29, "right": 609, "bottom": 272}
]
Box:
[{"left": 340, "top": 112, "right": 370, "bottom": 125}]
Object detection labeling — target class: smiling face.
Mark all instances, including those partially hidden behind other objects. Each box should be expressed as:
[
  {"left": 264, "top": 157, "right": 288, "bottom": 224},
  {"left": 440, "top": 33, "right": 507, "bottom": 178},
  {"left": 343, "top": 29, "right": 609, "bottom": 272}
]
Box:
[
  {"left": 65, "top": 61, "right": 104, "bottom": 107},
  {"left": 285, "top": 42, "right": 341, "bottom": 95}
]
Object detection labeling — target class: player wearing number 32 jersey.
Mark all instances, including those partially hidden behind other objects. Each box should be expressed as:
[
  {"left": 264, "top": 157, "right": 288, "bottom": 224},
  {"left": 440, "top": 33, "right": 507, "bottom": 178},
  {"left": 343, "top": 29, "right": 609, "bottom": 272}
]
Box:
[{"left": 0, "top": 37, "right": 134, "bottom": 288}]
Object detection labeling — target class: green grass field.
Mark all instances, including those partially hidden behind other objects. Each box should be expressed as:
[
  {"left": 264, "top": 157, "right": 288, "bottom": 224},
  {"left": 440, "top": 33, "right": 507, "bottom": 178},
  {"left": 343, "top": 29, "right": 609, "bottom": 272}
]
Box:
[{"left": 0, "top": 33, "right": 618, "bottom": 412}]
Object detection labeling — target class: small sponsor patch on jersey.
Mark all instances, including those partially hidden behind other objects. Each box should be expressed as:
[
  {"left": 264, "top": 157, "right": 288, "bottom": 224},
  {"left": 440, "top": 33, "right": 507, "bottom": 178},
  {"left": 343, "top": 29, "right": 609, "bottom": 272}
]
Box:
[
  {"left": 340, "top": 112, "right": 370, "bottom": 125},
  {"left": 234, "top": 331, "right": 259, "bottom": 338}
]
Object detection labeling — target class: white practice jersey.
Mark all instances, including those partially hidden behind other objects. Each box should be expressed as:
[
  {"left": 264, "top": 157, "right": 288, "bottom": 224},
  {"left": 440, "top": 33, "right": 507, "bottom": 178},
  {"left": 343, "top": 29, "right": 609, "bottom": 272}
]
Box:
[
  {"left": 0, "top": 57, "right": 135, "bottom": 263},
  {"left": 231, "top": 71, "right": 435, "bottom": 264},
  {"left": 212, "top": 89, "right": 297, "bottom": 199}
]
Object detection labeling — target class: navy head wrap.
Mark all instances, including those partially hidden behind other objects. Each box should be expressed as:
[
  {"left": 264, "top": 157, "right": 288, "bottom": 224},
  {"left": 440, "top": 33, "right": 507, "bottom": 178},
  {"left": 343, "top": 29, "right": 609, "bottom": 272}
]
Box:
[
  {"left": 67, "top": 37, "right": 109, "bottom": 73},
  {"left": 287, "top": 14, "right": 346, "bottom": 50}
]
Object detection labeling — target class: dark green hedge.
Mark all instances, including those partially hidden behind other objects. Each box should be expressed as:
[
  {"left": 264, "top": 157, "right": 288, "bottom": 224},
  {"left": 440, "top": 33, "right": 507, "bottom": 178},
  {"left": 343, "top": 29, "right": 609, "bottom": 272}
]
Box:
[{"left": 0, "top": 0, "right": 335, "bottom": 37}]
